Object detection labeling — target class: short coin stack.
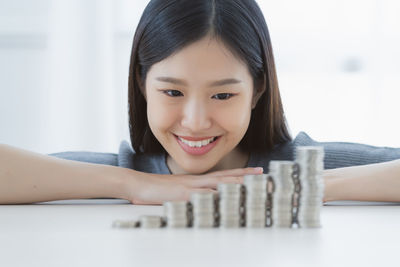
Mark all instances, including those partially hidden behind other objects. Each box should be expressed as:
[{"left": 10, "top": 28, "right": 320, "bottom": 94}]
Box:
[
  {"left": 139, "top": 215, "right": 163, "bottom": 228},
  {"left": 243, "top": 174, "right": 269, "bottom": 228},
  {"left": 163, "top": 201, "right": 189, "bottom": 228},
  {"left": 112, "top": 219, "right": 139, "bottom": 228},
  {"left": 295, "top": 146, "right": 325, "bottom": 228},
  {"left": 217, "top": 183, "right": 243, "bottom": 228},
  {"left": 190, "top": 192, "right": 217, "bottom": 228},
  {"left": 269, "top": 161, "right": 296, "bottom": 228}
]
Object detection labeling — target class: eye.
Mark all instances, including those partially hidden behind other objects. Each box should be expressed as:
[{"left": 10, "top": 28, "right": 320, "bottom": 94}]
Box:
[
  {"left": 162, "top": 90, "right": 183, "bottom": 97},
  {"left": 212, "top": 93, "right": 235, "bottom": 100}
]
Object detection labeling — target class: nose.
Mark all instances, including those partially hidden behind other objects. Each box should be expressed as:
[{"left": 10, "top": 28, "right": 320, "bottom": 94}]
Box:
[{"left": 180, "top": 98, "right": 212, "bottom": 132}]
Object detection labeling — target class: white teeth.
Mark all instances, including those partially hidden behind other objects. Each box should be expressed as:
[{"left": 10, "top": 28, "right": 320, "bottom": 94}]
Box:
[
  {"left": 201, "top": 139, "right": 209, "bottom": 146},
  {"left": 178, "top": 136, "right": 216, "bottom": 148}
]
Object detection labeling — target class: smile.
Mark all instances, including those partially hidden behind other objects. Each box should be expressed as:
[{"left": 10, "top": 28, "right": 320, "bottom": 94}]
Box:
[
  {"left": 178, "top": 136, "right": 217, "bottom": 147},
  {"left": 174, "top": 134, "right": 221, "bottom": 156}
]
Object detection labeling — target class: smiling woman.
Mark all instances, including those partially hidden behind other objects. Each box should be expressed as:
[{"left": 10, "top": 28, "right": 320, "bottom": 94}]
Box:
[
  {"left": 128, "top": 0, "right": 291, "bottom": 174},
  {"left": 129, "top": 0, "right": 291, "bottom": 154},
  {"left": 1, "top": 0, "right": 400, "bottom": 205}
]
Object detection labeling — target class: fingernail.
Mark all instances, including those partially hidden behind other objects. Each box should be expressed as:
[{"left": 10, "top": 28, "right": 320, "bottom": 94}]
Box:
[{"left": 254, "top": 167, "right": 263, "bottom": 172}]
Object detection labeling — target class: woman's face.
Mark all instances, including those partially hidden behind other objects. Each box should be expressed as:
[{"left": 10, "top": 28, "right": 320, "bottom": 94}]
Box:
[{"left": 144, "top": 36, "right": 255, "bottom": 174}]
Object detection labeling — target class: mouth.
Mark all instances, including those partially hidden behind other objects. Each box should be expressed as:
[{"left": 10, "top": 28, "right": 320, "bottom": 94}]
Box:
[{"left": 173, "top": 134, "right": 221, "bottom": 156}]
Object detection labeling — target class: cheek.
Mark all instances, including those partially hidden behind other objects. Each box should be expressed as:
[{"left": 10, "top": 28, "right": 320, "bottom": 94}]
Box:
[
  {"left": 211, "top": 99, "right": 252, "bottom": 136},
  {"left": 147, "top": 96, "right": 179, "bottom": 135}
]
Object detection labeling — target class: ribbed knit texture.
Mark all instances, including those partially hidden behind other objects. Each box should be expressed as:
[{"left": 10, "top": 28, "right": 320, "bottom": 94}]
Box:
[
  {"left": 294, "top": 131, "right": 400, "bottom": 169},
  {"left": 49, "top": 131, "right": 400, "bottom": 173}
]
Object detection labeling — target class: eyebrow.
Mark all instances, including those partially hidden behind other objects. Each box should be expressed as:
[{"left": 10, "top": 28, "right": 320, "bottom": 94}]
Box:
[{"left": 155, "top": 76, "right": 242, "bottom": 87}]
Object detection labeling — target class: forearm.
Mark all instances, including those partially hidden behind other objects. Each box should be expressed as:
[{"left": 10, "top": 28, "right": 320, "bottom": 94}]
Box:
[
  {"left": 323, "top": 159, "right": 400, "bottom": 202},
  {"left": 0, "top": 144, "right": 127, "bottom": 204}
]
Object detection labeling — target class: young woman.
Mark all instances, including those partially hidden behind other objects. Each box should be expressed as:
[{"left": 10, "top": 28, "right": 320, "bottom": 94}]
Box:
[{"left": 1, "top": 0, "right": 400, "bottom": 205}]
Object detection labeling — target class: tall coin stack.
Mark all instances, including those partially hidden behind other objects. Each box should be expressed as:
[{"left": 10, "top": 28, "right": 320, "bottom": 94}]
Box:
[
  {"left": 295, "top": 146, "right": 325, "bottom": 228},
  {"left": 163, "top": 201, "right": 189, "bottom": 228},
  {"left": 217, "top": 183, "right": 243, "bottom": 228},
  {"left": 268, "top": 161, "right": 296, "bottom": 228},
  {"left": 243, "top": 174, "right": 268, "bottom": 228},
  {"left": 190, "top": 192, "right": 217, "bottom": 228}
]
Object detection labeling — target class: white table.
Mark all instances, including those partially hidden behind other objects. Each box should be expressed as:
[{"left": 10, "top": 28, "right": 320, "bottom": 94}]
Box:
[{"left": 1, "top": 199, "right": 399, "bottom": 267}]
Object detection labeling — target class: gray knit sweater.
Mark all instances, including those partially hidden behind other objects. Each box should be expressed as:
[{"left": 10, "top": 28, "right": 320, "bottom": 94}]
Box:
[{"left": 48, "top": 131, "right": 400, "bottom": 174}]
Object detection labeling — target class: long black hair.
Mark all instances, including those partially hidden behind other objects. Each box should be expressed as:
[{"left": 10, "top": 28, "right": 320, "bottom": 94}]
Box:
[{"left": 128, "top": 0, "right": 292, "bottom": 154}]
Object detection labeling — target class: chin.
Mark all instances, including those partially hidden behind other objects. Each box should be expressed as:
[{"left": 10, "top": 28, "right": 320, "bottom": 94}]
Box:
[{"left": 180, "top": 162, "right": 215, "bottom": 175}]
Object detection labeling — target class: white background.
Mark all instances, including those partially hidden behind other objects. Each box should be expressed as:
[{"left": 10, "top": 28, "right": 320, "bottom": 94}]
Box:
[{"left": 0, "top": 0, "right": 399, "bottom": 154}]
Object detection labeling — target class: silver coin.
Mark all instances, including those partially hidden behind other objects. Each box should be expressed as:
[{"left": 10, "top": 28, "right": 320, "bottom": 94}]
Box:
[
  {"left": 298, "top": 210, "right": 322, "bottom": 215},
  {"left": 164, "top": 201, "right": 188, "bottom": 209},
  {"left": 192, "top": 220, "right": 215, "bottom": 228},
  {"left": 269, "top": 161, "right": 296, "bottom": 186},
  {"left": 190, "top": 192, "right": 217, "bottom": 201},
  {"left": 296, "top": 149, "right": 324, "bottom": 157},
  {"left": 139, "top": 215, "right": 163, "bottom": 228},
  {"left": 299, "top": 197, "right": 323, "bottom": 201},
  {"left": 299, "top": 198, "right": 323, "bottom": 203},
  {"left": 219, "top": 209, "right": 240, "bottom": 214},
  {"left": 272, "top": 219, "right": 292, "bottom": 228},
  {"left": 219, "top": 213, "right": 241, "bottom": 219},
  {"left": 272, "top": 200, "right": 293, "bottom": 205},
  {"left": 244, "top": 174, "right": 268, "bottom": 183},
  {"left": 112, "top": 219, "right": 139, "bottom": 228},
  {"left": 167, "top": 220, "right": 188, "bottom": 228},
  {"left": 246, "top": 219, "right": 266, "bottom": 228},
  {"left": 246, "top": 215, "right": 266, "bottom": 221},
  {"left": 219, "top": 220, "right": 241, "bottom": 228},
  {"left": 219, "top": 200, "right": 241, "bottom": 207},
  {"left": 218, "top": 183, "right": 242, "bottom": 194}
]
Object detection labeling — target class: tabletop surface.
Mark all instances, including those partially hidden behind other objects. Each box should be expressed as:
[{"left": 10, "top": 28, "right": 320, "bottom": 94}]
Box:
[{"left": 1, "top": 199, "right": 399, "bottom": 267}]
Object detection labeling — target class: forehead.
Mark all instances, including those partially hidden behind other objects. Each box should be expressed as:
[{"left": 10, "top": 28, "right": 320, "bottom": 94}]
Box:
[{"left": 146, "top": 37, "right": 252, "bottom": 86}]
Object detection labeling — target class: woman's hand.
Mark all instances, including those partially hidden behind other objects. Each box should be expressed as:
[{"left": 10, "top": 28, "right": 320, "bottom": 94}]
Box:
[{"left": 121, "top": 167, "right": 264, "bottom": 205}]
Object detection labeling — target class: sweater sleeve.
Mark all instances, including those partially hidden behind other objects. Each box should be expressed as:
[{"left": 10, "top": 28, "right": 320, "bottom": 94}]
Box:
[
  {"left": 48, "top": 151, "right": 118, "bottom": 166},
  {"left": 293, "top": 131, "right": 400, "bottom": 169},
  {"left": 47, "top": 140, "right": 137, "bottom": 168}
]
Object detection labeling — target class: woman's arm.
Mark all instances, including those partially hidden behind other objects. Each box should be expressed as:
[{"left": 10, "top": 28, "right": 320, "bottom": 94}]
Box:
[
  {"left": 0, "top": 143, "right": 262, "bottom": 205},
  {"left": 0, "top": 143, "right": 127, "bottom": 204},
  {"left": 323, "top": 159, "right": 400, "bottom": 202}
]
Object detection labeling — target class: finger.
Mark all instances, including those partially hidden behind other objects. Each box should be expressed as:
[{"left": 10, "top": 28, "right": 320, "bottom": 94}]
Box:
[
  {"left": 189, "top": 175, "right": 244, "bottom": 189},
  {"left": 209, "top": 167, "right": 263, "bottom": 177},
  {"left": 163, "top": 174, "right": 242, "bottom": 190}
]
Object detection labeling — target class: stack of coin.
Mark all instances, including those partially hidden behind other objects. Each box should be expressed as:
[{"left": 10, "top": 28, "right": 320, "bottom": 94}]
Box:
[
  {"left": 269, "top": 161, "right": 296, "bottom": 228},
  {"left": 163, "top": 201, "right": 189, "bottom": 228},
  {"left": 138, "top": 215, "right": 163, "bottom": 228},
  {"left": 190, "top": 192, "right": 217, "bottom": 228},
  {"left": 112, "top": 219, "right": 139, "bottom": 228},
  {"left": 295, "top": 146, "right": 325, "bottom": 228},
  {"left": 243, "top": 174, "right": 268, "bottom": 228},
  {"left": 265, "top": 175, "right": 274, "bottom": 227},
  {"left": 217, "top": 183, "right": 243, "bottom": 228}
]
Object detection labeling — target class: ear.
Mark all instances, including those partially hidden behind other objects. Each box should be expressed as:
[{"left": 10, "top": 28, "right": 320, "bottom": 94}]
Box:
[{"left": 251, "top": 74, "right": 266, "bottom": 109}]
